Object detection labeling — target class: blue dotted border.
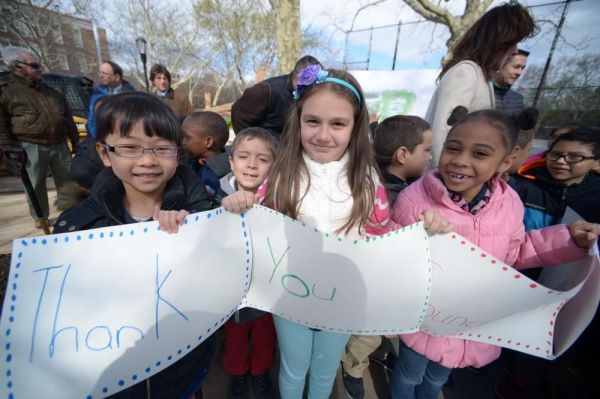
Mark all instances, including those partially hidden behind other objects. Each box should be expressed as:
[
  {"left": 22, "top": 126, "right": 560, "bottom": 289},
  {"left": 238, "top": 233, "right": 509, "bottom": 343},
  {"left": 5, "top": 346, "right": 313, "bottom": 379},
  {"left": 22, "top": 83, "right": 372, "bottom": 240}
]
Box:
[{"left": 3, "top": 208, "right": 250, "bottom": 399}]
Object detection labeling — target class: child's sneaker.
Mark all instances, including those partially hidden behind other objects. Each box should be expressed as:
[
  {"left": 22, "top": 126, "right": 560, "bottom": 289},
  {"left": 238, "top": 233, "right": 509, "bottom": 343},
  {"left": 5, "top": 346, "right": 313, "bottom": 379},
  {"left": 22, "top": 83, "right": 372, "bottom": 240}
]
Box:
[
  {"left": 252, "top": 371, "right": 274, "bottom": 399},
  {"left": 342, "top": 369, "right": 364, "bottom": 399},
  {"left": 229, "top": 374, "right": 249, "bottom": 399}
]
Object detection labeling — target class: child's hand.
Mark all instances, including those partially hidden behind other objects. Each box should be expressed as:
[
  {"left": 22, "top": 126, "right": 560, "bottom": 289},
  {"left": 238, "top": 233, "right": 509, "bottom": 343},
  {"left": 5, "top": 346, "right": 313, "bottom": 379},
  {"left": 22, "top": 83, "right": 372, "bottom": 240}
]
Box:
[
  {"left": 569, "top": 221, "right": 600, "bottom": 249},
  {"left": 222, "top": 191, "right": 257, "bottom": 213},
  {"left": 153, "top": 206, "right": 189, "bottom": 234},
  {"left": 419, "top": 210, "right": 454, "bottom": 235}
]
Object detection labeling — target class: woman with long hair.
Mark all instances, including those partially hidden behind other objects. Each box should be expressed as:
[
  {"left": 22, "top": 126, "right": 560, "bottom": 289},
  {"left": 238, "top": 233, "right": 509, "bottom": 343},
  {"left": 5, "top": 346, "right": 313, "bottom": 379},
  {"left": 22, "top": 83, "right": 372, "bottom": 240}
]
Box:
[{"left": 426, "top": 1, "right": 538, "bottom": 166}]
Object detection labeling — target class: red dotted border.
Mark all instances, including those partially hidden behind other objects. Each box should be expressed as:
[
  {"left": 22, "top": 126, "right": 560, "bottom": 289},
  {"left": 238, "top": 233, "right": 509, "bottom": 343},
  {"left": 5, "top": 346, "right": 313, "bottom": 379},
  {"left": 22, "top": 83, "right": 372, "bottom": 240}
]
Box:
[{"left": 439, "top": 234, "right": 572, "bottom": 358}]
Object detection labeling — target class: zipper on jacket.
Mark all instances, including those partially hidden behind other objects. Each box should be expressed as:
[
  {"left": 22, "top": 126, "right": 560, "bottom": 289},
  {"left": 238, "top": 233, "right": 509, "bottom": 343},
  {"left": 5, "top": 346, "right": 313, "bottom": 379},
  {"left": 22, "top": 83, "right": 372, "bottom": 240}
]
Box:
[
  {"left": 561, "top": 187, "right": 568, "bottom": 201},
  {"left": 235, "top": 309, "right": 240, "bottom": 323},
  {"left": 104, "top": 203, "right": 124, "bottom": 225}
]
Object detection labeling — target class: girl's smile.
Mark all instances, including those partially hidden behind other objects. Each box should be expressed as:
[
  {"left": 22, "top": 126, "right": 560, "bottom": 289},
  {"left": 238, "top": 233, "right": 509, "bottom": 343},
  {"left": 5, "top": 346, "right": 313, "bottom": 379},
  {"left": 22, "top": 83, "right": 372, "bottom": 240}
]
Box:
[
  {"left": 438, "top": 119, "right": 514, "bottom": 202},
  {"left": 300, "top": 89, "right": 355, "bottom": 164}
]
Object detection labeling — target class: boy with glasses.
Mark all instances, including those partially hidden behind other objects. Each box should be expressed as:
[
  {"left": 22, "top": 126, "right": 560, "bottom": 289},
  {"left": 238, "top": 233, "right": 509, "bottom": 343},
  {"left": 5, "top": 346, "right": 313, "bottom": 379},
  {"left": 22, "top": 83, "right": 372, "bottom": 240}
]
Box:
[
  {"left": 498, "top": 127, "right": 600, "bottom": 399},
  {"left": 515, "top": 127, "right": 600, "bottom": 231},
  {"left": 54, "top": 92, "right": 212, "bottom": 399}
]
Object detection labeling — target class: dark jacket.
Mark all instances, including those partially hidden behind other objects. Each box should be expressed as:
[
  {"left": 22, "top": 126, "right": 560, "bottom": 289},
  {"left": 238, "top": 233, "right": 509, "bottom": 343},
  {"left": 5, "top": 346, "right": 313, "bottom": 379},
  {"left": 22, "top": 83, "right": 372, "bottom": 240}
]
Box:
[
  {"left": 53, "top": 166, "right": 214, "bottom": 398},
  {"left": 516, "top": 159, "right": 600, "bottom": 361},
  {"left": 157, "top": 88, "right": 193, "bottom": 117},
  {"left": 185, "top": 146, "right": 233, "bottom": 196},
  {"left": 514, "top": 159, "right": 600, "bottom": 232},
  {"left": 231, "top": 73, "right": 294, "bottom": 139},
  {"left": 380, "top": 166, "right": 412, "bottom": 206},
  {"left": 493, "top": 83, "right": 524, "bottom": 114},
  {"left": 54, "top": 166, "right": 210, "bottom": 231},
  {"left": 69, "top": 136, "right": 104, "bottom": 189},
  {"left": 0, "top": 73, "right": 78, "bottom": 146},
  {"left": 86, "top": 80, "right": 135, "bottom": 138}
]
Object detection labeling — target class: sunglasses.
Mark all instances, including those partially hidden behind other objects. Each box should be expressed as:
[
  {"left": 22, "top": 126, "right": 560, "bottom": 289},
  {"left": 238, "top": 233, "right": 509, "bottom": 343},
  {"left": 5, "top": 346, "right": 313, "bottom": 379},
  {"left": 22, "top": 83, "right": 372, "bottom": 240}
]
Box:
[{"left": 16, "top": 60, "right": 42, "bottom": 70}]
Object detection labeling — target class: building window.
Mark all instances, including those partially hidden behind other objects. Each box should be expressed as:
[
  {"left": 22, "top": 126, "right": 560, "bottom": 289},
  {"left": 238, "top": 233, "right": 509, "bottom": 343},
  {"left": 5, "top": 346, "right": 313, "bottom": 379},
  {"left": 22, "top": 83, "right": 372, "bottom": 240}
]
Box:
[
  {"left": 73, "top": 27, "right": 83, "bottom": 48},
  {"left": 53, "top": 24, "right": 63, "bottom": 44},
  {"left": 77, "top": 55, "right": 87, "bottom": 73},
  {"left": 56, "top": 48, "right": 69, "bottom": 70}
]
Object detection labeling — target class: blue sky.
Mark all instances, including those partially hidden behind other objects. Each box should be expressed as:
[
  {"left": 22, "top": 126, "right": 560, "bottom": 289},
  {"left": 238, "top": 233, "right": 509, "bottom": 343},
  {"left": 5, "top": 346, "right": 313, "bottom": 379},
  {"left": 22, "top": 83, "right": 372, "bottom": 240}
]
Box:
[{"left": 301, "top": 0, "right": 599, "bottom": 72}]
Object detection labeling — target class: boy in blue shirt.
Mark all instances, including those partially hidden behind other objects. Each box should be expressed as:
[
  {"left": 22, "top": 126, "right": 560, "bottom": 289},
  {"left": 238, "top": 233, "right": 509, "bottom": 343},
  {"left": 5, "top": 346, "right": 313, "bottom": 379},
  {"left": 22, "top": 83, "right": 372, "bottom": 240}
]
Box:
[{"left": 181, "top": 111, "right": 232, "bottom": 201}]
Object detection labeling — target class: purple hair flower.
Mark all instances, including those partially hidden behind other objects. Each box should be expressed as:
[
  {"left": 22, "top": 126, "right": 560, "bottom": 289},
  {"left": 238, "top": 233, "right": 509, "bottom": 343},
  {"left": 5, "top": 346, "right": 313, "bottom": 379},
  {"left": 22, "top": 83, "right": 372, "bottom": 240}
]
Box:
[{"left": 293, "top": 64, "right": 329, "bottom": 100}]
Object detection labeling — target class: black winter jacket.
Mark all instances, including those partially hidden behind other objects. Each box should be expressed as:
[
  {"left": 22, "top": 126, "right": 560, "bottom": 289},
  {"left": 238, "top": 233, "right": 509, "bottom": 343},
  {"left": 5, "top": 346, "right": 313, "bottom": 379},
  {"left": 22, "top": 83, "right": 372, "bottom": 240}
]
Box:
[
  {"left": 55, "top": 166, "right": 210, "bottom": 232},
  {"left": 514, "top": 159, "right": 600, "bottom": 231},
  {"left": 493, "top": 84, "right": 524, "bottom": 114}
]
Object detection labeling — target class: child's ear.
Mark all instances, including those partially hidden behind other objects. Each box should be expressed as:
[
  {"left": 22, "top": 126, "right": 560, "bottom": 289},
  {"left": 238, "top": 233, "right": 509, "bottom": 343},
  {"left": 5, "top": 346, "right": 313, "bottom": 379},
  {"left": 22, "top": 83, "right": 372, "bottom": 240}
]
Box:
[
  {"left": 394, "top": 146, "right": 409, "bottom": 165},
  {"left": 96, "top": 143, "right": 112, "bottom": 167},
  {"left": 205, "top": 136, "right": 214, "bottom": 150},
  {"left": 228, "top": 155, "right": 234, "bottom": 170},
  {"left": 498, "top": 152, "right": 517, "bottom": 175}
]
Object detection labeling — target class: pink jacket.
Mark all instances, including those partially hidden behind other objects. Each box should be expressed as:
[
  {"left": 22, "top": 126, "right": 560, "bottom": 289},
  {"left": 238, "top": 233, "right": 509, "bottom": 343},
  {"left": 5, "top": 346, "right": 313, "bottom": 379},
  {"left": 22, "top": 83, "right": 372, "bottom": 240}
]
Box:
[{"left": 391, "top": 169, "right": 588, "bottom": 368}]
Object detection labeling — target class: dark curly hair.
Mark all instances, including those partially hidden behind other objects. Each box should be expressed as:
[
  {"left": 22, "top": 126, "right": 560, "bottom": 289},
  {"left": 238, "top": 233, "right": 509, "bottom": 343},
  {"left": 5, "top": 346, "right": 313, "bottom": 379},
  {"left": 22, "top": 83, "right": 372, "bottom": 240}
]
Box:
[{"left": 447, "top": 106, "right": 539, "bottom": 155}]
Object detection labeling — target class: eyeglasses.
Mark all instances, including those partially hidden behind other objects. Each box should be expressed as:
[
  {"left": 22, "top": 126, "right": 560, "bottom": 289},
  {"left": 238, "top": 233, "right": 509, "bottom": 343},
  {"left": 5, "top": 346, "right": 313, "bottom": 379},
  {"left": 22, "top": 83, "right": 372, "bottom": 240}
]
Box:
[
  {"left": 16, "top": 60, "right": 42, "bottom": 70},
  {"left": 103, "top": 144, "right": 179, "bottom": 158},
  {"left": 546, "top": 152, "right": 600, "bottom": 163}
]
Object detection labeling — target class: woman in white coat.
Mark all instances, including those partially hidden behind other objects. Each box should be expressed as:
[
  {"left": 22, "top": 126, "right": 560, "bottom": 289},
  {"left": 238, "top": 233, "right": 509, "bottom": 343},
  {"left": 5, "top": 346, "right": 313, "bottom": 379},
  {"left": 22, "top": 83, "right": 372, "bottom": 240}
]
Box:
[{"left": 426, "top": 2, "right": 538, "bottom": 166}]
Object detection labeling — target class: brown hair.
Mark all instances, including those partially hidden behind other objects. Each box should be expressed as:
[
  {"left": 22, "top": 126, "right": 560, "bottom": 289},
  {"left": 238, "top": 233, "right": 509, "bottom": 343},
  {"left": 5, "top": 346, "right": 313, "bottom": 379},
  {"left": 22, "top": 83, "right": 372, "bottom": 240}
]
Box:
[
  {"left": 150, "top": 64, "right": 171, "bottom": 84},
  {"left": 516, "top": 128, "right": 535, "bottom": 149},
  {"left": 102, "top": 60, "right": 123, "bottom": 80},
  {"left": 440, "top": 2, "right": 538, "bottom": 82},
  {"left": 374, "top": 115, "right": 430, "bottom": 166},
  {"left": 292, "top": 55, "right": 321, "bottom": 77},
  {"left": 264, "top": 69, "right": 382, "bottom": 236},
  {"left": 232, "top": 127, "right": 278, "bottom": 159}
]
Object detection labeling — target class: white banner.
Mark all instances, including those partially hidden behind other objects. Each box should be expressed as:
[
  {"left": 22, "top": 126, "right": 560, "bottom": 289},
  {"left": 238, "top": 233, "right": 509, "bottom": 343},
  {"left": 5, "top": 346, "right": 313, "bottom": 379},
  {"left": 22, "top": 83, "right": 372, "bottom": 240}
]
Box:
[{"left": 0, "top": 205, "right": 598, "bottom": 399}]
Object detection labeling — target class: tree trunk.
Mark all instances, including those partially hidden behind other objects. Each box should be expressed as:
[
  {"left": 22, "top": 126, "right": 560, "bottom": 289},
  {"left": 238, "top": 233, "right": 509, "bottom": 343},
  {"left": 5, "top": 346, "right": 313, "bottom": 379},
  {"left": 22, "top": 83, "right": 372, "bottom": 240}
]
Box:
[{"left": 269, "top": 0, "right": 301, "bottom": 74}]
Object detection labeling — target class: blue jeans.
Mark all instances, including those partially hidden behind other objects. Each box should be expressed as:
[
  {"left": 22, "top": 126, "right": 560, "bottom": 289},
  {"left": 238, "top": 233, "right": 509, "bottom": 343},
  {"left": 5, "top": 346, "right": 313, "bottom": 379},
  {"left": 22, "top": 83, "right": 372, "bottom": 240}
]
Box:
[
  {"left": 390, "top": 341, "right": 452, "bottom": 399},
  {"left": 273, "top": 315, "right": 349, "bottom": 399}
]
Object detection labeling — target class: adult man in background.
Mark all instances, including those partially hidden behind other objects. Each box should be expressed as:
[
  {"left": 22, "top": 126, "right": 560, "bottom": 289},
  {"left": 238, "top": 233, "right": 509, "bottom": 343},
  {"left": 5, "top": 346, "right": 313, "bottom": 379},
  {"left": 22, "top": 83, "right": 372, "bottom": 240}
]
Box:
[
  {"left": 86, "top": 60, "right": 135, "bottom": 138},
  {"left": 0, "top": 46, "right": 79, "bottom": 228},
  {"left": 231, "top": 55, "right": 321, "bottom": 139},
  {"left": 150, "top": 64, "right": 193, "bottom": 117},
  {"left": 493, "top": 49, "right": 529, "bottom": 113}
]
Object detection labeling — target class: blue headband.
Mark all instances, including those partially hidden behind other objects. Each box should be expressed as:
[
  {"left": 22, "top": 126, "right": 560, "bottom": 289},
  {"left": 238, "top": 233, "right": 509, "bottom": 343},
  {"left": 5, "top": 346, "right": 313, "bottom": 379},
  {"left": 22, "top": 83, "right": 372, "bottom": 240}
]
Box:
[{"left": 293, "top": 66, "right": 361, "bottom": 106}]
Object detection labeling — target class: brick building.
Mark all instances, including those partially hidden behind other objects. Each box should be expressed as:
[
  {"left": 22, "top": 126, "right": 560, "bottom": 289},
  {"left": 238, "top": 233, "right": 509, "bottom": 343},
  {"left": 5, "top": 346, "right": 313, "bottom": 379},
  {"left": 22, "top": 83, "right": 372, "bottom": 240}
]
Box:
[{"left": 0, "top": 1, "right": 110, "bottom": 78}]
